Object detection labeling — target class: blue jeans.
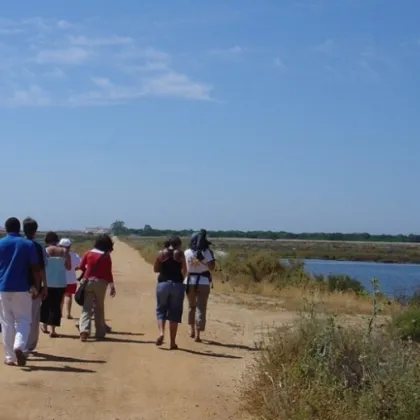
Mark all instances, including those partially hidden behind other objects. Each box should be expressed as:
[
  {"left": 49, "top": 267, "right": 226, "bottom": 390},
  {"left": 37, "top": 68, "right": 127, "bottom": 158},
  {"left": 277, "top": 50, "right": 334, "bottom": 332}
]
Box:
[{"left": 156, "top": 281, "right": 185, "bottom": 323}]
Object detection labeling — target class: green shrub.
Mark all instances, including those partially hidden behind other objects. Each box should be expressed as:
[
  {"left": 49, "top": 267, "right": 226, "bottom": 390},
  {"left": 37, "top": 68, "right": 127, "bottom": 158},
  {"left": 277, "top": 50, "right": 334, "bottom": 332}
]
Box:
[
  {"left": 390, "top": 306, "right": 420, "bottom": 342},
  {"left": 325, "top": 274, "right": 365, "bottom": 294},
  {"left": 242, "top": 306, "right": 420, "bottom": 419}
]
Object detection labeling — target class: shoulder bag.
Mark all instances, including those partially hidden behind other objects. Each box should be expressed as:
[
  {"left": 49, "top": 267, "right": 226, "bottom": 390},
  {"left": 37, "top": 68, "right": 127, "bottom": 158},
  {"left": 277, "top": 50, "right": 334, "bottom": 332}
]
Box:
[{"left": 75, "top": 252, "right": 107, "bottom": 306}]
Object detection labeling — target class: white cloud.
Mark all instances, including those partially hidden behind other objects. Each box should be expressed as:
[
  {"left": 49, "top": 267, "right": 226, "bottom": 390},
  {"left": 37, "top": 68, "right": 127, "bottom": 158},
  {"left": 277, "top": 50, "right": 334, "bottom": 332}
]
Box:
[
  {"left": 69, "top": 35, "right": 133, "bottom": 47},
  {"left": 209, "top": 45, "right": 244, "bottom": 58},
  {"left": 0, "top": 85, "right": 51, "bottom": 108},
  {"left": 69, "top": 71, "right": 213, "bottom": 106},
  {"left": 57, "top": 20, "right": 73, "bottom": 30},
  {"left": 274, "top": 56, "right": 287, "bottom": 70},
  {"left": 314, "top": 39, "right": 334, "bottom": 54},
  {"left": 44, "top": 67, "right": 66, "bottom": 78},
  {"left": 142, "top": 72, "right": 212, "bottom": 100},
  {"left": 0, "top": 16, "right": 215, "bottom": 107},
  {"left": 36, "top": 47, "right": 89, "bottom": 65}
]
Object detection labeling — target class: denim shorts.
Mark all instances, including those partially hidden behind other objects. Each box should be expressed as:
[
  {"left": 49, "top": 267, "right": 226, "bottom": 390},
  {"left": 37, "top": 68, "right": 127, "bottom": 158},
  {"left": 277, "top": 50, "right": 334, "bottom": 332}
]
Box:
[{"left": 156, "top": 281, "right": 185, "bottom": 323}]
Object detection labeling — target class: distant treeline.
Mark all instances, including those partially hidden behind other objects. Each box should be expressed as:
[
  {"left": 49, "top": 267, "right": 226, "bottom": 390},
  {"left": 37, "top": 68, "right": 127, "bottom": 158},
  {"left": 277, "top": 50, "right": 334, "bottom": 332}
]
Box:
[{"left": 110, "top": 221, "right": 420, "bottom": 243}]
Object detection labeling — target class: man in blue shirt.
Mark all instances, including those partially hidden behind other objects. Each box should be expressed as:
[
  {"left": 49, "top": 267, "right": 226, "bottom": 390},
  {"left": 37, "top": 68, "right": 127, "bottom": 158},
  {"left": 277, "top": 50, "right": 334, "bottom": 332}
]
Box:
[{"left": 0, "top": 217, "right": 41, "bottom": 366}]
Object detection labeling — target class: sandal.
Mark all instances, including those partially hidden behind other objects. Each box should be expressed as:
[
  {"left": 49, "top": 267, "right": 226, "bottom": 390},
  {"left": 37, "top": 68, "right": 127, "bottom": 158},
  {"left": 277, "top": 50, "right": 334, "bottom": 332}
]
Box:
[
  {"left": 80, "top": 332, "right": 88, "bottom": 342},
  {"left": 4, "top": 360, "right": 15, "bottom": 366},
  {"left": 156, "top": 336, "right": 164, "bottom": 346},
  {"left": 170, "top": 344, "right": 178, "bottom": 350},
  {"left": 49, "top": 332, "right": 59, "bottom": 338},
  {"left": 40, "top": 325, "right": 49, "bottom": 334}
]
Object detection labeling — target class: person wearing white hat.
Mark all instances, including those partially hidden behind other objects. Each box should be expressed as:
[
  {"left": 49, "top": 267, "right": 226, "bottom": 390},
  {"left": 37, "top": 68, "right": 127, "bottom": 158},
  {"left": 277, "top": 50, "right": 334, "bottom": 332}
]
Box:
[{"left": 59, "top": 238, "right": 81, "bottom": 320}]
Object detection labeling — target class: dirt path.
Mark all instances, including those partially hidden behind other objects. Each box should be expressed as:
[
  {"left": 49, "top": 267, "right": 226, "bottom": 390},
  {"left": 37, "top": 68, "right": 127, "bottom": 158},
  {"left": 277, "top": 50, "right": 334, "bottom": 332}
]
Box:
[{"left": 0, "top": 239, "right": 294, "bottom": 420}]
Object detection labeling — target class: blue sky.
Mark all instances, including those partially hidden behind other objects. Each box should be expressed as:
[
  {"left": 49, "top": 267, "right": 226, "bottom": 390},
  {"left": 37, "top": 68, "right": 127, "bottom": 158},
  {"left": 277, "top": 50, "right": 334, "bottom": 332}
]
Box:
[{"left": 0, "top": 0, "right": 419, "bottom": 234}]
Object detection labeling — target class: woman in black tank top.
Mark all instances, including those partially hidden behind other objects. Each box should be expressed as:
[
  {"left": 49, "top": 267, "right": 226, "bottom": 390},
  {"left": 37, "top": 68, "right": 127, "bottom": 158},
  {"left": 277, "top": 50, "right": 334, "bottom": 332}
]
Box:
[{"left": 153, "top": 237, "right": 186, "bottom": 349}]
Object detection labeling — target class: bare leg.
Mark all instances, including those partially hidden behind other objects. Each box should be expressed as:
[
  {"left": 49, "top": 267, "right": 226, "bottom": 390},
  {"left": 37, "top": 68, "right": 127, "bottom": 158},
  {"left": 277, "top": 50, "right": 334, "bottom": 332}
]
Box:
[
  {"left": 50, "top": 326, "right": 58, "bottom": 338},
  {"left": 156, "top": 320, "right": 165, "bottom": 345},
  {"left": 65, "top": 294, "right": 73, "bottom": 319},
  {"left": 169, "top": 322, "right": 178, "bottom": 349}
]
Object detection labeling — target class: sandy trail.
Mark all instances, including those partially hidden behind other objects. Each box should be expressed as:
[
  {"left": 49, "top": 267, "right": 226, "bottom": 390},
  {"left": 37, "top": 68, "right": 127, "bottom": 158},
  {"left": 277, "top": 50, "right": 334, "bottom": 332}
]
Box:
[{"left": 0, "top": 239, "right": 294, "bottom": 420}]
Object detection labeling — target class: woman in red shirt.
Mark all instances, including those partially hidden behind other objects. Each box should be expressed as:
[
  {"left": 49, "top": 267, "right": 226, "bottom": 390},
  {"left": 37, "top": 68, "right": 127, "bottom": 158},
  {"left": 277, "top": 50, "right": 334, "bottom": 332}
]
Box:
[{"left": 77, "top": 234, "right": 116, "bottom": 342}]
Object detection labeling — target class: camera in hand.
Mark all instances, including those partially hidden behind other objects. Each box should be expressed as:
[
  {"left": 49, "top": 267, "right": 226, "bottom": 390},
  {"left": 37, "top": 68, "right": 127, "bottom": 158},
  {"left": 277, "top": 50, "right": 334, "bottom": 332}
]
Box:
[{"left": 190, "top": 229, "right": 212, "bottom": 261}]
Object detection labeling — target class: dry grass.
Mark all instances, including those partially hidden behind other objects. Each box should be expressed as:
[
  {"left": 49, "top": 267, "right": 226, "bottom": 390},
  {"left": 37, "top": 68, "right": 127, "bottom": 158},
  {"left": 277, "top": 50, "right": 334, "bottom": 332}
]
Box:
[
  {"left": 214, "top": 279, "right": 400, "bottom": 315},
  {"left": 241, "top": 299, "right": 420, "bottom": 420}
]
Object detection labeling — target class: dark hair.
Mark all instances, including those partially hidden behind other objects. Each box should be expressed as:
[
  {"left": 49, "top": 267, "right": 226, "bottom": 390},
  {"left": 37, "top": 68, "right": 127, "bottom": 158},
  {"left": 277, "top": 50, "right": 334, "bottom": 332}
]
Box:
[
  {"left": 5, "top": 217, "right": 21, "bottom": 234},
  {"left": 45, "top": 231, "right": 59, "bottom": 245},
  {"left": 163, "top": 240, "right": 171, "bottom": 248},
  {"left": 94, "top": 234, "right": 114, "bottom": 253},
  {"left": 23, "top": 217, "right": 38, "bottom": 238},
  {"left": 169, "top": 236, "right": 182, "bottom": 249}
]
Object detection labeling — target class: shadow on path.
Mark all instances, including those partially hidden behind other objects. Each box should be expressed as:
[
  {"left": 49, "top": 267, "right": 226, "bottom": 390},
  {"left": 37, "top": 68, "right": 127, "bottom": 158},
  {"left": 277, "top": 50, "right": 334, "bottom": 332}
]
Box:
[
  {"left": 30, "top": 352, "right": 106, "bottom": 364},
  {"left": 23, "top": 365, "right": 96, "bottom": 373},
  {"left": 159, "top": 347, "right": 242, "bottom": 359},
  {"left": 202, "top": 340, "right": 259, "bottom": 352},
  {"left": 94, "top": 337, "right": 155, "bottom": 344}
]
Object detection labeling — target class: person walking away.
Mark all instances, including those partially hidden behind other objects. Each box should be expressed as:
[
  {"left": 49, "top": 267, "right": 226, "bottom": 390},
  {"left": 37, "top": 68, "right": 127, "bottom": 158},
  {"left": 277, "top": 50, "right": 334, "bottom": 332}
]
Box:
[
  {"left": 153, "top": 237, "right": 186, "bottom": 350},
  {"left": 184, "top": 230, "right": 215, "bottom": 342},
  {"left": 22, "top": 217, "right": 48, "bottom": 356},
  {"left": 58, "top": 238, "right": 80, "bottom": 319},
  {"left": 0, "top": 217, "right": 41, "bottom": 366},
  {"left": 40, "top": 232, "right": 70, "bottom": 338},
  {"left": 78, "top": 234, "right": 115, "bottom": 342}
]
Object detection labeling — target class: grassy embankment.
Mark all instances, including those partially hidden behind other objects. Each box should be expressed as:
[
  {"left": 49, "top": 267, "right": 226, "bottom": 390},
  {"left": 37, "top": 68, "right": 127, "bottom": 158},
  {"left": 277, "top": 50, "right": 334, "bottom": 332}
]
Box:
[
  {"left": 122, "top": 236, "right": 403, "bottom": 315},
  {"left": 241, "top": 292, "right": 420, "bottom": 420}
]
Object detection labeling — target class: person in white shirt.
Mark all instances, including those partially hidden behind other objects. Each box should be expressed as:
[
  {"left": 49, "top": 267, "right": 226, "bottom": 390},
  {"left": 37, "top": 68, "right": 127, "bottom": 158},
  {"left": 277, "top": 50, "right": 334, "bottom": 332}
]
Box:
[
  {"left": 184, "top": 230, "right": 215, "bottom": 343},
  {"left": 59, "top": 238, "right": 81, "bottom": 320}
]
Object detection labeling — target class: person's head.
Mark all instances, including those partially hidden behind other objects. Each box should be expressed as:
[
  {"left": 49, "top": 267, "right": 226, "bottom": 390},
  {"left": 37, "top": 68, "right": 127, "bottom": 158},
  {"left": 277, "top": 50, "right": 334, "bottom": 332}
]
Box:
[
  {"left": 169, "top": 236, "right": 182, "bottom": 250},
  {"left": 94, "top": 234, "right": 114, "bottom": 253},
  {"left": 22, "top": 217, "right": 38, "bottom": 239},
  {"left": 5, "top": 217, "right": 21, "bottom": 234},
  {"left": 59, "top": 238, "right": 72, "bottom": 250},
  {"left": 163, "top": 239, "right": 171, "bottom": 249},
  {"left": 45, "top": 231, "right": 60, "bottom": 246}
]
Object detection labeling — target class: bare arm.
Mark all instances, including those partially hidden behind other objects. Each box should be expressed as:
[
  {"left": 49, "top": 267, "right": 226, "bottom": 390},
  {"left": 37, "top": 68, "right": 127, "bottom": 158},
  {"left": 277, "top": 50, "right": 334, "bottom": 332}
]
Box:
[
  {"left": 153, "top": 251, "right": 162, "bottom": 273},
  {"left": 207, "top": 260, "right": 216, "bottom": 271},
  {"left": 31, "top": 265, "right": 42, "bottom": 291},
  {"left": 180, "top": 252, "right": 187, "bottom": 278}
]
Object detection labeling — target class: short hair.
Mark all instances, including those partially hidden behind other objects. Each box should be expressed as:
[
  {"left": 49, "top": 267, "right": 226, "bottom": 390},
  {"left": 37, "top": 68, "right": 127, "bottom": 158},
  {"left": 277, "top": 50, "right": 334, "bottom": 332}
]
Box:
[
  {"left": 169, "top": 236, "right": 182, "bottom": 249},
  {"left": 45, "top": 231, "right": 59, "bottom": 245},
  {"left": 163, "top": 239, "right": 171, "bottom": 248},
  {"left": 94, "top": 234, "right": 114, "bottom": 253},
  {"left": 5, "top": 217, "right": 20, "bottom": 234},
  {"left": 23, "top": 217, "right": 38, "bottom": 238}
]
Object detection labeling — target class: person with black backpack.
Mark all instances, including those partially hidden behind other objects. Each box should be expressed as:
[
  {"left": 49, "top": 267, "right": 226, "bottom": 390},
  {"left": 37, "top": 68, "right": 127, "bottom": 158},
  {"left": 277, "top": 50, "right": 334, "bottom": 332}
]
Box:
[{"left": 184, "top": 229, "right": 215, "bottom": 342}]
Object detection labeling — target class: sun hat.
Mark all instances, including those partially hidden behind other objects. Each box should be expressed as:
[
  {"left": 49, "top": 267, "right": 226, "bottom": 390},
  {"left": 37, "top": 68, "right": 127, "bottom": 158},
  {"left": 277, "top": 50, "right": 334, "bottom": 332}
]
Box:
[{"left": 59, "top": 238, "right": 72, "bottom": 247}]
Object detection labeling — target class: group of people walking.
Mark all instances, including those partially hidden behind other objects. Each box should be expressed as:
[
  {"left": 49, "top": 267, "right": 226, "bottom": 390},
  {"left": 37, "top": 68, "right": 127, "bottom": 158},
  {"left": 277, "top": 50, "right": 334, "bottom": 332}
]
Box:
[
  {"left": 153, "top": 230, "right": 215, "bottom": 349},
  {"left": 0, "top": 217, "right": 116, "bottom": 366},
  {"left": 0, "top": 215, "right": 215, "bottom": 365}
]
